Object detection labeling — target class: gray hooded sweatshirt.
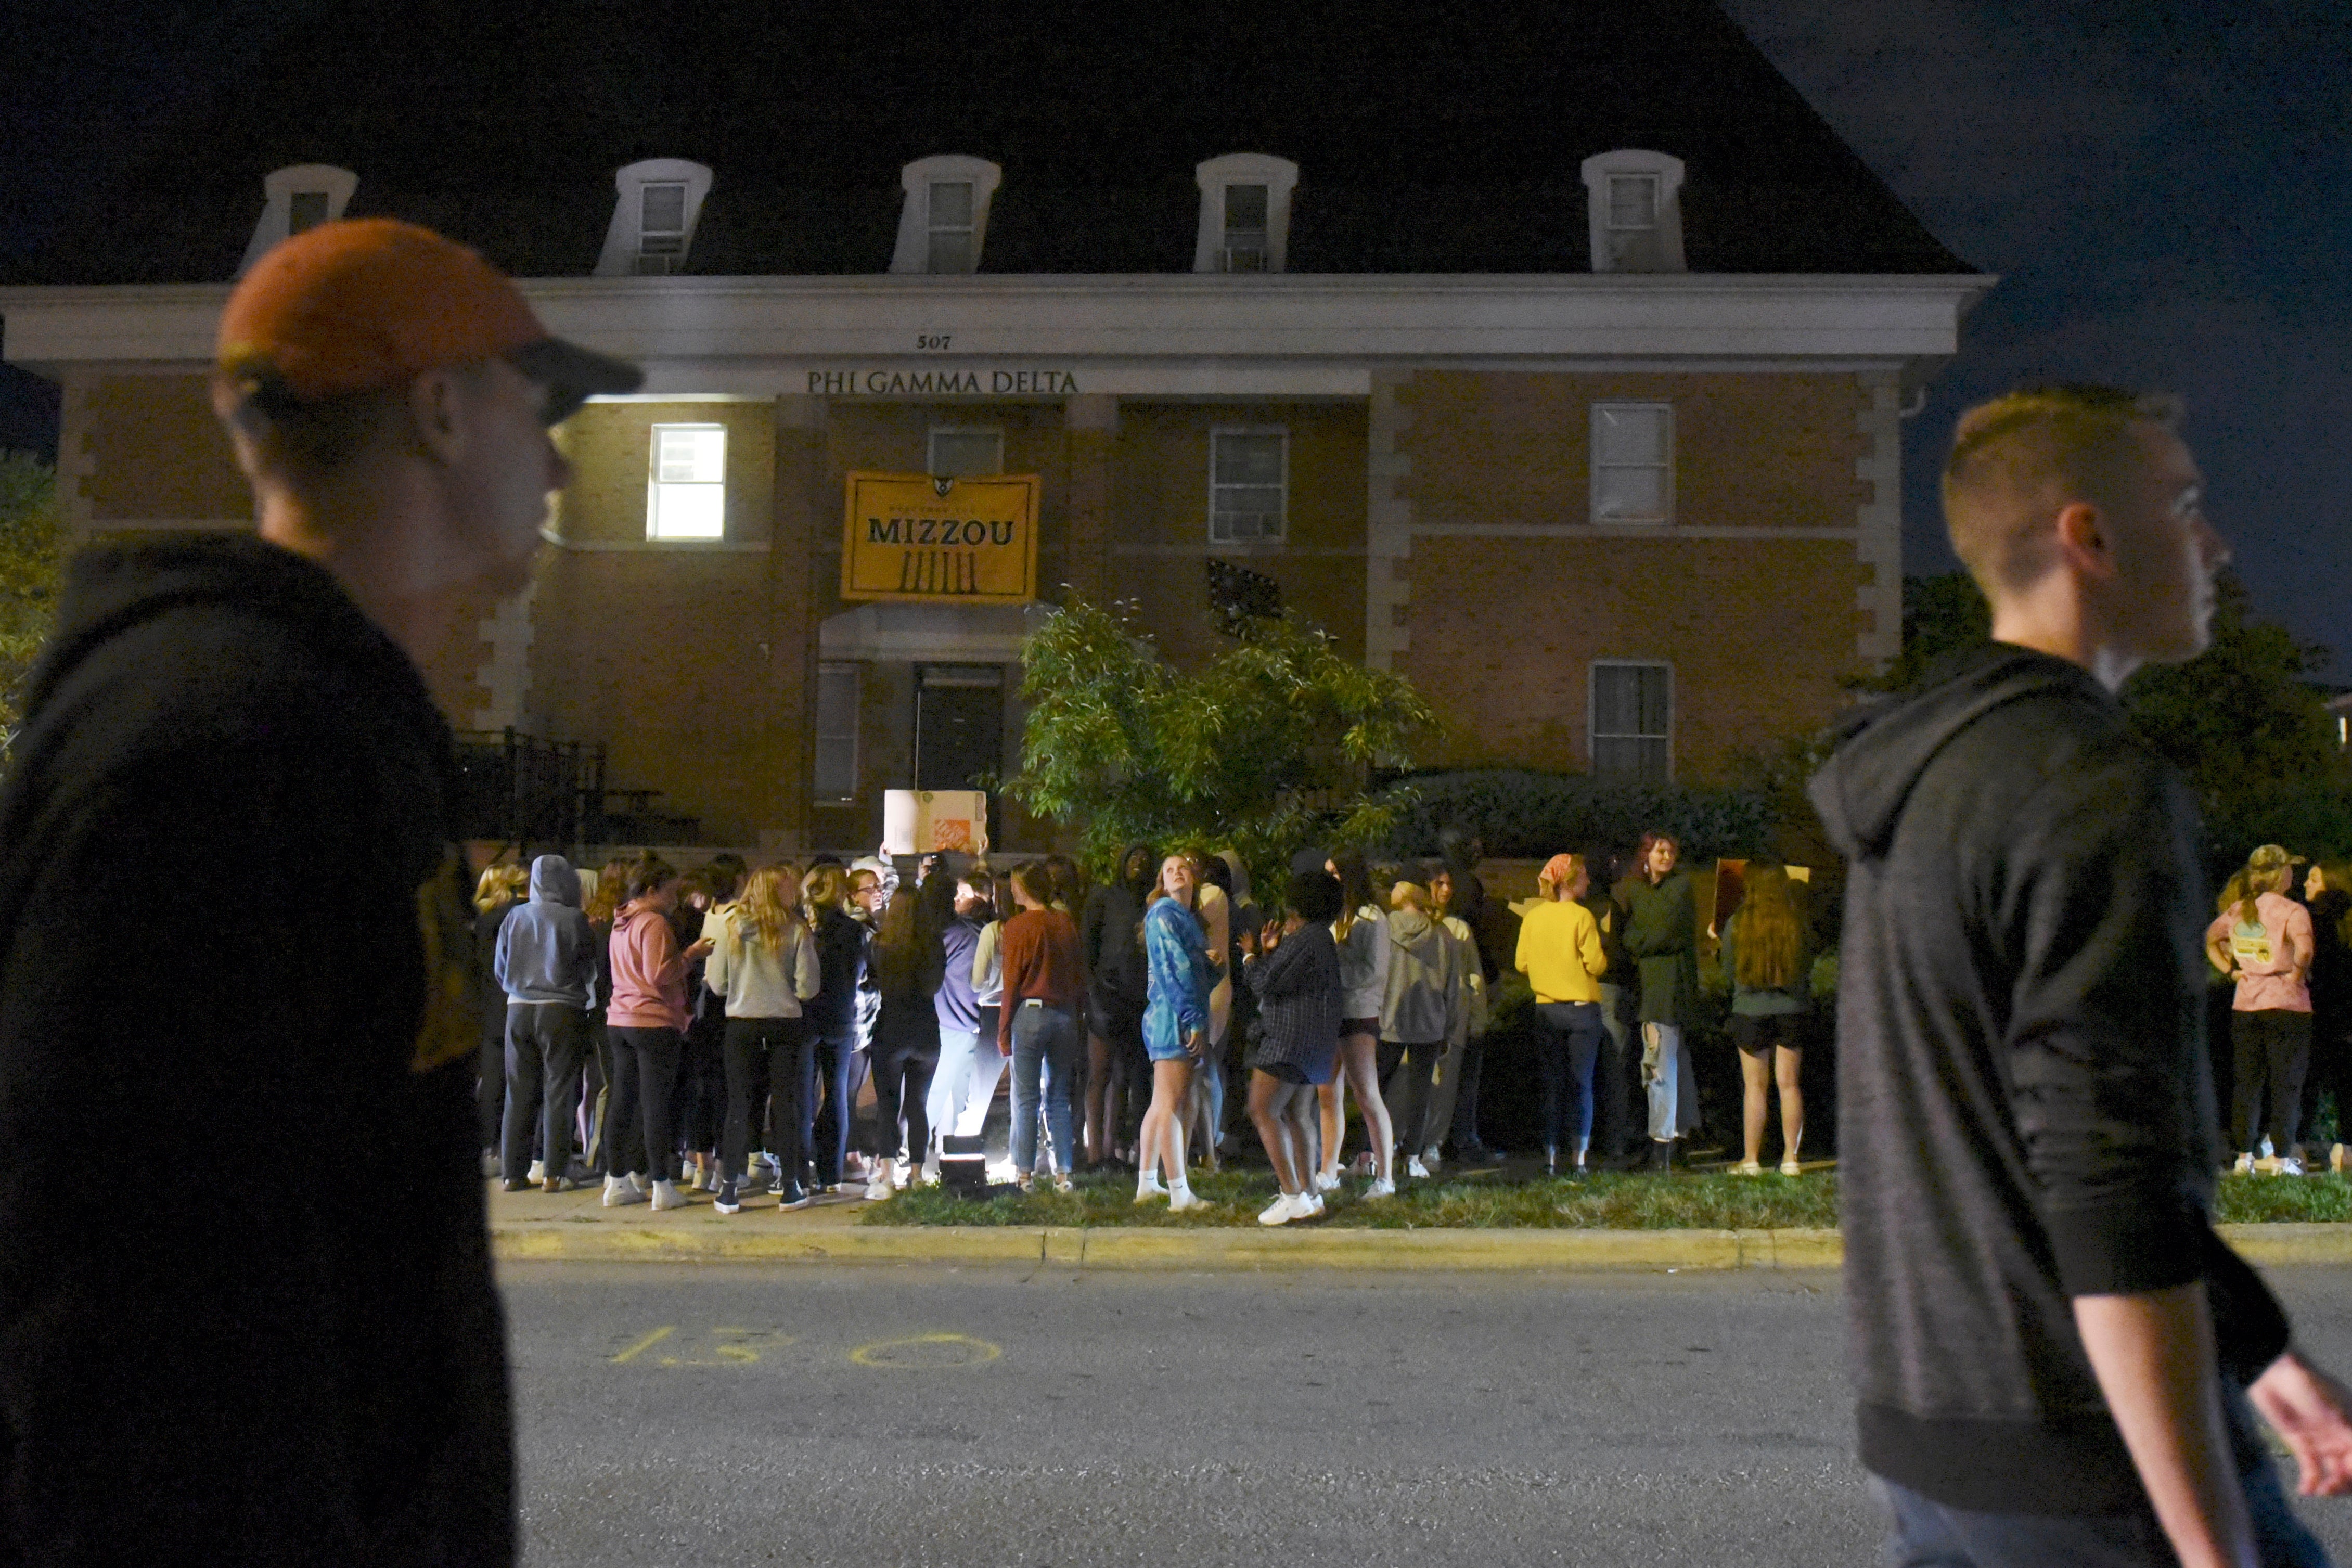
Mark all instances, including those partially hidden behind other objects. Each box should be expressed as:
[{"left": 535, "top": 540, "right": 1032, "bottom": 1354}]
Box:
[{"left": 493, "top": 855, "right": 598, "bottom": 1009}]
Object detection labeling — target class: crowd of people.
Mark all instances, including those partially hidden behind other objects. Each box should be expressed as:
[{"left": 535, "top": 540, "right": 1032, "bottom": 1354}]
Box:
[{"left": 469, "top": 825, "right": 1843, "bottom": 1224}]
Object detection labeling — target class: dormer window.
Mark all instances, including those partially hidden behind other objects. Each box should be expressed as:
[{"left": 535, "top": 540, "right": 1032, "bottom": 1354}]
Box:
[
  {"left": 891, "top": 157, "right": 1002, "bottom": 275},
  {"left": 1579, "top": 150, "right": 1686, "bottom": 273},
  {"left": 1220, "top": 185, "right": 1270, "bottom": 273},
  {"left": 595, "top": 159, "right": 713, "bottom": 278},
  {"left": 1193, "top": 155, "right": 1299, "bottom": 274},
  {"left": 237, "top": 164, "right": 359, "bottom": 276}
]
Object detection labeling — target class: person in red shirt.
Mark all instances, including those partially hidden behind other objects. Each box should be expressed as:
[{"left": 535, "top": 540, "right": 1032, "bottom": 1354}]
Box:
[{"left": 999, "top": 862, "right": 1087, "bottom": 1190}]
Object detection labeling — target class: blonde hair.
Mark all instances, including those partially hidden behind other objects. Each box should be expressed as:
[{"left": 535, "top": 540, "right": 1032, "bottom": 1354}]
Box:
[
  {"left": 1730, "top": 863, "right": 1803, "bottom": 991},
  {"left": 584, "top": 858, "right": 631, "bottom": 926},
  {"left": 736, "top": 865, "right": 804, "bottom": 955},
  {"left": 1942, "top": 385, "right": 2182, "bottom": 597},
  {"left": 803, "top": 865, "right": 848, "bottom": 912},
  {"left": 473, "top": 862, "right": 528, "bottom": 915},
  {"left": 1389, "top": 880, "right": 1431, "bottom": 914}
]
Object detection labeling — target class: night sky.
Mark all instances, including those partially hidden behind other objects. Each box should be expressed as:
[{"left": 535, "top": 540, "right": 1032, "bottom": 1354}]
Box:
[{"left": 3, "top": 1, "right": 2344, "bottom": 660}]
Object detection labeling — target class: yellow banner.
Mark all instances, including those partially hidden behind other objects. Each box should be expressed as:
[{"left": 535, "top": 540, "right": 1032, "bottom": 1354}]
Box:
[{"left": 841, "top": 472, "right": 1040, "bottom": 603}]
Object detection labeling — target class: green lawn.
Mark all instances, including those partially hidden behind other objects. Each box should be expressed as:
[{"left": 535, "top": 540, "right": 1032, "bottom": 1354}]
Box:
[{"left": 860, "top": 1168, "right": 2352, "bottom": 1229}]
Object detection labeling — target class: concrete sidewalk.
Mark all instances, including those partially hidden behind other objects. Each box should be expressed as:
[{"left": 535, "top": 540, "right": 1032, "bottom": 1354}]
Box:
[{"left": 484, "top": 1183, "right": 2352, "bottom": 1271}]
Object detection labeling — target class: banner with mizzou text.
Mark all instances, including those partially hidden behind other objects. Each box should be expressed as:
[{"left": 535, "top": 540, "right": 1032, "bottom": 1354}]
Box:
[{"left": 841, "top": 471, "right": 1039, "bottom": 604}]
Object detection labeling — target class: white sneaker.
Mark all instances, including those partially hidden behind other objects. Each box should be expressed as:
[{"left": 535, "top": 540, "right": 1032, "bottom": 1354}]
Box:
[
  {"left": 1779, "top": 1159, "right": 1803, "bottom": 1177},
  {"left": 1420, "top": 1146, "right": 1443, "bottom": 1171},
  {"left": 1312, "top": 1168, "right": 1340, "bottom": 1193},
  {"left": 526, "top": 1160, "right": 546, "bottom": 1184},
  {"left": 1258, "top": 1192, "right": 1304, "bottom": 1226},
  {"left": 601, "top": 1174, "right": 647, "bottom": 1207},
  {"left": 1364, "top": 1177, "right": 1396, "bottom": 1199},
  {"left": 1168, "top": 1187, "right": 1205, "bottom": 1213},
  {"left": 1405, "top": 1155, "right": 1431, "bottom": 1180},
  {"left": 865, "top": 1159, "right": 897, "bottom": 1200},
  {"left": 650, "top": 1179, "right": 686, "bottom": 1210},
  {"left": 1052, "top": 1173, "right": 1075, "bottom": 1194},
  {"left": 1731, "top": 1161, "right": 1763, "bottom": 1177},
  {"left": 2278, "top": 1156, "right": 2306, "bottom": 1177},
  {"left": 2234, "top": 1152, "right": 2256, "bottom": 1174},
  {"left": 696, "top": 1163, "right": 720, "bottom": 1193},
  {"left": 1135, "top": 1176, "right": 1168, "bottom": 1204},
  {"left": 1296, "top": 1190, "right": 1326, "bottom": 1219},
  {"left": 626, "top": 1171, "right": 651, "bottom": 1196}
]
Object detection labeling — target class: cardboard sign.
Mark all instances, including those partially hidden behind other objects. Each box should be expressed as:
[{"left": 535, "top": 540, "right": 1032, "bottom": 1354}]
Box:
[
  {"left": 842, "top": 472, "right": 1039, "bottom": 604},
  {"left": 883, "top": 789, "right": 990, "bottom": 856}
]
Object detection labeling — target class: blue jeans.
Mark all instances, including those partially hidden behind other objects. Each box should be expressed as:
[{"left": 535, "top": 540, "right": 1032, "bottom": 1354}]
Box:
[
  {"left": 1643, "top": 1021, "right": 1698, "bottom": 1140},
  {"left": 1875, "top": 1462, "right": 2329, "bottom": 1567},
  {"left": 1533, "top": 1001, "right": 1603, "bottom": 1160},
  {"left": 804, "top": 1025, "right": 859, "bottom": 1186},
  {"left": 928, "top": 1027, "right": 981, "bottom": 1147},
  {"left": 1010, "top": 1001, "right": 1080, "bottom": 1175}
]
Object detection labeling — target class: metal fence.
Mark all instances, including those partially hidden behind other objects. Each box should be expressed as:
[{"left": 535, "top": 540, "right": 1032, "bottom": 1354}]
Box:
[{"left": 451, "top": 729, "right": 607, "bottom": 851}]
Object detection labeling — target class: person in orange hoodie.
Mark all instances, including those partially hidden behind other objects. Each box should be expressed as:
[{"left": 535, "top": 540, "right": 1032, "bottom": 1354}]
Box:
[{"left": 603, "top": 853, "right": 713, "bottom": 1210}]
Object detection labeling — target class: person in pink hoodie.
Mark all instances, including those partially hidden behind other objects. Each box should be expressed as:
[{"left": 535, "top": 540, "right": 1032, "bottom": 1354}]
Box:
[
  {"left": 602, "top": 854, "right": 713, "bottom": 1209},
  {"left": 2207, "top": 843, "right": 2317, "bottom": 1174}
]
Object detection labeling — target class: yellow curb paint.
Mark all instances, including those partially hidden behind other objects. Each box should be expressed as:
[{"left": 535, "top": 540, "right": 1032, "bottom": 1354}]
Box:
[{"left": 2219, "top": 1224, "right": 2352, "bottom": 1267}]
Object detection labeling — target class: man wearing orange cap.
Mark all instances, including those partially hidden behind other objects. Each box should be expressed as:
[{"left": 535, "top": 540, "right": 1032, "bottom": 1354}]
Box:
[{"left": 0, "top": 219, "right": 637, "bottom": 1564}]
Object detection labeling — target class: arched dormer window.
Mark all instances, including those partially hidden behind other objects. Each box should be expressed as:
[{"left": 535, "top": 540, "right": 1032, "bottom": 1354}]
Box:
[
  {"left": 891, "top": 156, "right": 1003, "bottom": 275},
  {"left": 1579, "top": 150, "right": 1686, "bottom": 273},
  {"left": 1193, "top": 155, "right": 1299, "bottom": 274},
  {"left": 596, "top": 159, "right": 714, "bottom": 277},
  {"left": 236, "top": 164, "right": 358, "bottom": 277}
]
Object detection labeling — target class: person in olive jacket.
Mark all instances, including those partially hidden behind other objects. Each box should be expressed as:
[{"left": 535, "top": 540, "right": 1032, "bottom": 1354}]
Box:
[{"left": 1621, "top": 831, "right": 1701, "bottom": 1167}]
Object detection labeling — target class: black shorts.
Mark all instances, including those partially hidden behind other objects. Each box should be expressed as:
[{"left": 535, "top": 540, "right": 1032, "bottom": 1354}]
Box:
[
  {"left": 1090, "top": 997, "right": 1148, "bottom": 1063},
  {"left": 1253, "top": 1060, "right": 1310, "bottom": 1085},
  {"left": 1730, "top": 1013, "right": 1802, "bottom": 1057}
]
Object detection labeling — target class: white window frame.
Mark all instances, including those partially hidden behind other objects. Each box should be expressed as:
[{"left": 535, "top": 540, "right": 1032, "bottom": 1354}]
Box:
[
  {"left": 1193, "top": 153, "right": 1299, "bottom": 274},
  {"left": 596, "top": 159, "right": 714, "bottom": 277},
  {"left": 1589, "top": 402, "right": 1675, "bottom": 526},
  {"left": 645, "top": 422, "right": 728, "bottom": 541},
  {"left": 1208, "top": 426, "right": 1289, "bottom": 544},
  {"left": 891, "top": 155, "right": 1003, "bottom": 274},
  {"left": 1578, "top": 149, "right": 1686, "bottom": 273},
  {"left": 1589, "top": 661, "right": 1674, "bottom": 782},
  {"left": 814, "top": 662, "right": 862, "bottom": 802},
  {"left": 237, "top": 164, "right": 359, "bottom": 277},
  {"left": 926, "top": 426, "right": 1004, "bottom": 478}
]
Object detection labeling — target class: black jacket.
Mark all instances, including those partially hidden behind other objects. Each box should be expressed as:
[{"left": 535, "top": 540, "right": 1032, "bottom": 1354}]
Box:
[
  {"left": 1082, "top": 856, "right": 1152, "bottom": 1016},
  {"left": 1810, "top": 642, "right": 2286, "bottom": 1516},
  {"left": 807, "top": 904, "right": 869, "bottom": 1032},
  {"left": 0, "top": 537, "right": 512, "bottom": 1565}
]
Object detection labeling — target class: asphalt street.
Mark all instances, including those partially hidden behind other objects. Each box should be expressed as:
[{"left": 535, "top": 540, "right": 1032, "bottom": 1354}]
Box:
[{"left": 504, "top": 1262, "right": 2352, "bottom": 1567}]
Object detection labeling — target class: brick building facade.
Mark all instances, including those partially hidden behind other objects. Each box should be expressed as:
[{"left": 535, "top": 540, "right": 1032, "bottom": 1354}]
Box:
[{"left": 0, "top": 0, "right": 1988, "bottom": 854}]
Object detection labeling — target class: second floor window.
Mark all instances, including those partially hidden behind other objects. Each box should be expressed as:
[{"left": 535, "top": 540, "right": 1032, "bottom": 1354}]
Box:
[
  {"left": 1591, "top": 403, "right": 1674, "bottom": 525},
  {"left": 1222, "top": 184, "right": 1270, "bottom": 272},
  {"left": 1210, "top": 428, "right": 1287, "bottom": 543},
  {"left": 637, "top": 182, "right": 689, "bottom": 273},
  {"left": 647, "top": 423, "right": 726, "bottom": 540}
]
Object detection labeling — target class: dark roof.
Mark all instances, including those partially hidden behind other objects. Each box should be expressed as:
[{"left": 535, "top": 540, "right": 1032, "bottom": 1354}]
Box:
[{"left": 15, "top": 0, "right": 1974, "bottom": 285}]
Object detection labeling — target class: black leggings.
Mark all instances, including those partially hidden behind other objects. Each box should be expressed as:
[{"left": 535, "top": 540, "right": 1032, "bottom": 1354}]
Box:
[
  {"left": 722, "top": 1015, "right": 807, "bottom": 1186},
  {"left": 606, "top": 1025, "right": 682, "bottom": 1183},
  {"left": 870, "top": 1037, "right": 940, "bottom": 1165},
  {"left": 2232, "top": 1009, "right": 2314, "bottom": 1154}
]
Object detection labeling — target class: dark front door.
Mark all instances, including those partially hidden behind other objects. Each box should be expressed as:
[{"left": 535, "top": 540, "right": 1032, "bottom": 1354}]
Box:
[{"left": 914, "top": 665, "right": 1005, "bottom": 811}]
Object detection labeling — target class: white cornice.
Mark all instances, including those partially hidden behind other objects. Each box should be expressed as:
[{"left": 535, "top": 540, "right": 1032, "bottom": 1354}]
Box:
[{"left": 0, "top": 272, "right": 1994, "bottom": 375}]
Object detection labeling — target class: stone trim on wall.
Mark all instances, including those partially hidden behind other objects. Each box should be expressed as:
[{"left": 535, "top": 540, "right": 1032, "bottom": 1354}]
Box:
[
  {"left": 470, "top": 581, "right": 535, "bottom": 733},
  {"left": 1853, "top": 369, "right": 1903, "bottom": 664},
  {"left": 1365, "top": 369, "right": 1414, "bottom": 672},
  {"left": 55, "top": 372, "right": 95, "bottom": 534}
]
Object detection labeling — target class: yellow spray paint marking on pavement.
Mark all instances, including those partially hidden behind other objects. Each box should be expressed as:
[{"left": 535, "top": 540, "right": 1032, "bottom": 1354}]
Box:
[
  {"left": 610, "top": 1326, "right": 676, "bottom": 1364},
  {"left": 848, "top": 1332, "right": 1003, "bottom": 1370}
]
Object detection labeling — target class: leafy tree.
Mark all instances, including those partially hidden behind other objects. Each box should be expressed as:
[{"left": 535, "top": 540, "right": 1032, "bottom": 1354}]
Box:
[
  {"left": 0, "top": 453, "right": 65, "bottom": 763},
  {"left": 1876, "top": 569, "right": 2350, "bottom": 870},
  {"left": 1001, "top": 598, "right": 1438, "bottom": 887}
]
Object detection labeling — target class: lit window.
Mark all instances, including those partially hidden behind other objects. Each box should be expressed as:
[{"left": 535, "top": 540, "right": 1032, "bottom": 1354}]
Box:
[
  {"left": 647, "top": 424, "right": 726, "bottom": 540},
  {"left": 637, "top": 183, "right": 688, "bottom": 273},
  {"left": 1591, "top": 663, "right": 1672, "bottom": 781},
  {"left": 288, "top": 190, "right": 330, "bottom": 235},
  {"left": 815, "top": 663, "right": 861, "bottom": 801},
  {"left": 1210, "top": 428, "right": 1287, "bottom": 543},
  {"left": 1591, "top": 403, "right": 1673, "bottom": 525},
  {"left": 928, "top": 182, "right": 975, "bottom": 274},
  {"left": 1222, "top": 184, "right": 1270, "bottom": 272},
  {"left": 1607, "top": 174, "right": 1659, "bottom": 233},
  {"left": 928, "top": 427, "right": 1003, "bottom": 478}
]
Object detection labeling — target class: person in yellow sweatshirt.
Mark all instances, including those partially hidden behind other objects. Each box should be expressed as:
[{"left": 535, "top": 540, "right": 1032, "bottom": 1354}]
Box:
[{"left": 1515, "top": 853, "right": 1610, "bottom": 1177}]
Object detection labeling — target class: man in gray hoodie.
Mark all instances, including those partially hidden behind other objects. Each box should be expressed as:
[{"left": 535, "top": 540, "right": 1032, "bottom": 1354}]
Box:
[
  {"left": 494, "top": 855, "right": 599, "bottom": 1192},
  {"left": 1811, "top": 385, "right": 2352, "bottom": 1567}
]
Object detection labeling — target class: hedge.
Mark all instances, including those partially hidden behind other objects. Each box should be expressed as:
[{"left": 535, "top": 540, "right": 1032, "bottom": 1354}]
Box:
[{"left": 1371, "top": 768, "right": 1778, "bottom": 862}]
